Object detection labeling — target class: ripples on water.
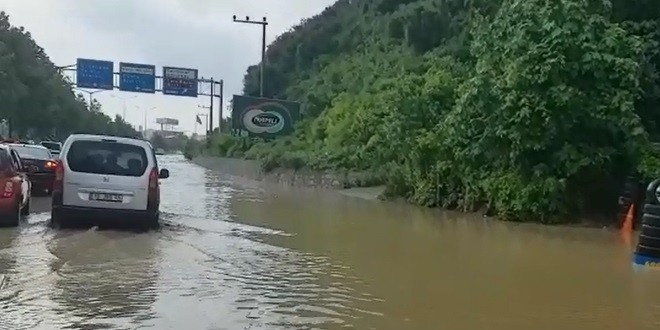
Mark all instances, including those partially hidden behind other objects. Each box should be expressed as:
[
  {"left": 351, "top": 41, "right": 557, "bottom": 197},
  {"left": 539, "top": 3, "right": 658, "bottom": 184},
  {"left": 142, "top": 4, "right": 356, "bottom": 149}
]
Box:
[
  {"left": 0, "top": 155, "right": 382, "bottom": 330},
  {"left": 3, "top": 155, "right": 659, "bottom": 330}
]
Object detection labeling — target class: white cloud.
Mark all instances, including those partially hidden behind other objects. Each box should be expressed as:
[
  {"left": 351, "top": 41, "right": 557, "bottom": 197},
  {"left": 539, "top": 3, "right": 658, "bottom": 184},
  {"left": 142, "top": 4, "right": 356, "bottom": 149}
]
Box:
[{"left": 1, "top": 0, "right": 335, "bottom": 134}]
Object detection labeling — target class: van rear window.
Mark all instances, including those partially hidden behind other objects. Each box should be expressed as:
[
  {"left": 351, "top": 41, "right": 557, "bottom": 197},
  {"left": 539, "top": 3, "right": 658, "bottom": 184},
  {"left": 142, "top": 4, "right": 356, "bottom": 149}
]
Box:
[{"left": 66, "top": 141, "right": 149, "bottom": 177}]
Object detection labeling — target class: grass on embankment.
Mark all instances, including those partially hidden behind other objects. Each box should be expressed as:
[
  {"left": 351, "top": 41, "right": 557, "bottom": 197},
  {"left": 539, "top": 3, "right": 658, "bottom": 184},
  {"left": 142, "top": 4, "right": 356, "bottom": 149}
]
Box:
[{"left": 185, "top": 132, "right": 660, "bottom": 227}]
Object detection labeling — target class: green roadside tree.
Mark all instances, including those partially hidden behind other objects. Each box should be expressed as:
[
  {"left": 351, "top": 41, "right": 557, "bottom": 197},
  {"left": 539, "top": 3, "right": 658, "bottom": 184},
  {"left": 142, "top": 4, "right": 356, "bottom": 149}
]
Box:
[
  {"left": 0, "top": 11, "right": 139, "bottom": 140},
  {"left": 441, "top": 0, "right": 645, "bottom": 221},
  {"left": 195, "top": 0, "right": 660, "bottom": 223}
]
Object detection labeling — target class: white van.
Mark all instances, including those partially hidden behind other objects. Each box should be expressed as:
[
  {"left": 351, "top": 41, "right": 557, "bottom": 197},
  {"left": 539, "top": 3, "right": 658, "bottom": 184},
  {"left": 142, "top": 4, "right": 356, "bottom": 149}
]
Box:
[{"left": 51, "top": 134, "right": 169, "bottom": 228}]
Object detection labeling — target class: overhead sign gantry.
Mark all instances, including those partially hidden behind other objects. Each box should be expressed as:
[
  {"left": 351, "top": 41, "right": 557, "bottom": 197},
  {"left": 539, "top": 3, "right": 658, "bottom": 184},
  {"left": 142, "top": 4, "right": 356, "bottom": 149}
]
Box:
[{"left": 64, "top": 58, "right": 223, "bottom": 134}]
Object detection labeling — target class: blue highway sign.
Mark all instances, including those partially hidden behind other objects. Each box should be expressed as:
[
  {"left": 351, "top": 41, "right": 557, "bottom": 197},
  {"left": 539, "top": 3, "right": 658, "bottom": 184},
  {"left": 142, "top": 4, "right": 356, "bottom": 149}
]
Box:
[
  {"left": 119, "top": 62, "right": 156, "bottom": 93},
  {"left": 162, "top": 66, "right": 198, "bottom": 97},
  {"left": 76, "top": 58, "right": 114, "bottom": 90}
]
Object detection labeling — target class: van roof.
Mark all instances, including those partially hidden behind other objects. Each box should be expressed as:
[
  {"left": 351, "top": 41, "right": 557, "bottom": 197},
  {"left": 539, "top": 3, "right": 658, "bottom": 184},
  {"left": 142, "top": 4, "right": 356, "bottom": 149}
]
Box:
[
  {"left": 67, "top": 134, "right": 151, "bottom": 146},
  {"left": 70, "top": 132, "right": 145, "bottom": 140}
]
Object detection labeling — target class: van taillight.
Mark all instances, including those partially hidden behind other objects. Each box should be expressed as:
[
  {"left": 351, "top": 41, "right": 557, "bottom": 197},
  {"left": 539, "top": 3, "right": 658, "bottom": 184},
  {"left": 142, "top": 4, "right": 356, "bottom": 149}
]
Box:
[
  {"left": 148, "top": 167, "right": 159, "bottom": 208},
  {"left": 53, "top": 161, "right": 63, "bottom": 192},
  {"left": 149, "top": 168, "right": 158, "bottom": 189},
  {"left": 1, "top": 181, "right": 14, "bottom": 198}
]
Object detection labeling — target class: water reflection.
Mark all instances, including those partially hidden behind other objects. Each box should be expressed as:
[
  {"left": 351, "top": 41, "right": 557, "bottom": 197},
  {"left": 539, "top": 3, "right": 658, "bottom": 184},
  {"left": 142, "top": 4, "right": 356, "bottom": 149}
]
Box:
[
  {"left": 0, "top": 155, "right": 659, "bottom": 329},
  {"left": 46, "top": 230, "right": 160, "bottom": 328},
  {"left": 203, "top": 170, "right": 234, "bottom": 222},
  {"left": 225, "top": 181, "right": 660, "bottom": 330},
  {"left": 202, "top": 168, "right": 263, "bottom": 223},
  {"left": 0, "top": 228, "right": 18, "bottom": 281},
  {"left": 151, "top": 156, "right": 384, "bottom": 329},
  {"left": 218, "top": 244, "right": 382, "bottom": 329},
  {"left": 158, "top": 154, "right": 213, "bottom": 220}
]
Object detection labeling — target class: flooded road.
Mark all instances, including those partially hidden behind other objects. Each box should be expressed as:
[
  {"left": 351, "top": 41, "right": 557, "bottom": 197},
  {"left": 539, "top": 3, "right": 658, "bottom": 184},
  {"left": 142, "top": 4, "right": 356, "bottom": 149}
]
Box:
[{"left": 1, "top": 155, "right": 660, "bottom": 329}]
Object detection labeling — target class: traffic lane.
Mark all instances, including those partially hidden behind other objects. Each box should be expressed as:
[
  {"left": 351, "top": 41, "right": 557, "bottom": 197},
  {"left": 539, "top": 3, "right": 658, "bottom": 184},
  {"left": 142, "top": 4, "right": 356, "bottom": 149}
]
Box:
[
  {"left": 0, "top": 155, "right": 378, "bottom": 329},
  {"left": 30, "top": 196, "right": 51, "bottom": 214}
]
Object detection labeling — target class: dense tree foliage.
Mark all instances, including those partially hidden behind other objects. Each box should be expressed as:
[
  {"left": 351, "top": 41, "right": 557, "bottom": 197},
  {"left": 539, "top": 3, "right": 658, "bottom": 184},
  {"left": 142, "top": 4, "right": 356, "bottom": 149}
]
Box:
[
  {"left": 0, "top": 11, "right": 138, "bottom": 140},
  {"left": 204, "top": 0, "right": 660, "bottom": 223}
]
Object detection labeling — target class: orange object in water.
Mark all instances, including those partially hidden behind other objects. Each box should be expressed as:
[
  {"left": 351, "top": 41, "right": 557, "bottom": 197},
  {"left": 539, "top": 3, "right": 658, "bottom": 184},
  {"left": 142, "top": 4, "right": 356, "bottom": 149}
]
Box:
[{"left": 620, "top": 203, "right": 634, "bottom": 246}]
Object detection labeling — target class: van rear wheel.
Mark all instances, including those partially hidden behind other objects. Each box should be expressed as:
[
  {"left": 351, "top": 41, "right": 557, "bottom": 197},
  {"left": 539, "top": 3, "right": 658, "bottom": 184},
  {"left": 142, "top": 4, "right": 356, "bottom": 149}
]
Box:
[
  {"left": 50, "top": 209, "right": 65, "bottom": 229},
  {"left": 145, "top": 211, "right": 159, "bottom": 230}
]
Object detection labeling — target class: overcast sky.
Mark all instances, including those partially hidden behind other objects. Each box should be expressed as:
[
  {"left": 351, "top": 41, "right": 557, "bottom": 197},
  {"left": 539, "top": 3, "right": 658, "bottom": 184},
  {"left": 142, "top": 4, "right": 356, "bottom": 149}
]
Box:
[{"left": 2, "top": 0, "right": 335, "bottom": 135}]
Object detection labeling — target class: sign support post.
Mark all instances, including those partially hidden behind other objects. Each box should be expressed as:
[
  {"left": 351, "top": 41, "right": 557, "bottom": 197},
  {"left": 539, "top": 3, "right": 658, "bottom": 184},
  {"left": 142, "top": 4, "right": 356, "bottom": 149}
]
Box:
[
  {"left": 209, "top": 78, "right": 214, "bottom": 135},
  {"left": 219, "top": 80, "right": 224, "bottom": 133}
]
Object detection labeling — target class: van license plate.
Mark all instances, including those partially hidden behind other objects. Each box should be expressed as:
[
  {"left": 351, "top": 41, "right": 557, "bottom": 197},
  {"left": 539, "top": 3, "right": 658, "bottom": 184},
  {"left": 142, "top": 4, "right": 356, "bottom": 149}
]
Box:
[{"left": 89, "top": 193, "right": 123, "bottom": 202}]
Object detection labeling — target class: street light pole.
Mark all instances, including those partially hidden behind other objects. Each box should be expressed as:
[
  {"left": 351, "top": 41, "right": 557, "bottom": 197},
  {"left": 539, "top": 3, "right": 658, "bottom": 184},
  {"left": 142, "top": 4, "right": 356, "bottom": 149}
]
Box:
[
  {"left": 136, "top": 106, "right": 156, "bottom": 137},
  {"left": 75, "top": 89, "right": 105, "bottom": 108},
  {"left": 55, "top": 64, "right": 76, "bottom": 72},
  {"left": 232, "top": 15, "right": 268, "bottom": 97},
  {"left": 197, "top": 113, "right": 209, "bottom": 136},
  {"left": 111, "top": 94, "right": 137, "bottom": 120},
  {"left": 56, "top": 64, "right": 76, "bottom": 85},
  {"left": 198, "top": 105, "right": 211, "bottom": 134}
]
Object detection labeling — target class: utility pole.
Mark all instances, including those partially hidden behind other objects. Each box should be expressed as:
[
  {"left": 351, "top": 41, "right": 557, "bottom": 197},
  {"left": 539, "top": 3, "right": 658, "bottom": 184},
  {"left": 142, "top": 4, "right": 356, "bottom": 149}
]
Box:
[
  {"left": 210, "top": 77, "right": 214, "bottom": 134},
  {"left": 218, "top": 80, "right": 224, "bottom": 133},
  {"left": 232, "top": 15, "right": 268, "bottom": 97},
  {"left": 198, "top": 78, "right": 224, "bottom": 134}
]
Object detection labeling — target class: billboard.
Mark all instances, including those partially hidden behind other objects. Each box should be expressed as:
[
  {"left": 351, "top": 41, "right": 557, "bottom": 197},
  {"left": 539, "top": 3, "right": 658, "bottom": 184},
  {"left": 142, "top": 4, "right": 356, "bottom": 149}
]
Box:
[
  {"left": 76, "top": 58, "right": 114, "bottom": 90},
  {"left": 155, "top": 118, "right": 179, "bottom": 125},
  {"left": 162, "top": 67, "right": 198, "bottom": 97},
  {"left": 231, "top": 95, "right": 301, "bottom": 138},
  {"left": 119, "top": 62, "right": 156, "bottom": 93}
]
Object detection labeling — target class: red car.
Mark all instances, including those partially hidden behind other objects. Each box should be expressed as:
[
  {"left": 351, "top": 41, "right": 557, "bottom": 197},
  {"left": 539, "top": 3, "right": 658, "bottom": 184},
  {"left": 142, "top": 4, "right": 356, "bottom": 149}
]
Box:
[
  {"left": 7, "top": 143, "right": 57, "bottom": 195},
  {"left": 0, "top": 144, "right": 31, "bottom": 226}
]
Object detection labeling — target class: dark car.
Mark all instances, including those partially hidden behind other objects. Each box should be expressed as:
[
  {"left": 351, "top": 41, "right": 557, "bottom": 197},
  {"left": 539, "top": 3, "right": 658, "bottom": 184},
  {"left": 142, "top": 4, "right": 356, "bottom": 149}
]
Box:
[
  {"left": 0, "top": 145, "right": 31, "bottom": 226},
  {"left": 8, "top": 144, "right": 57, "bottom": 195},
  {"left": 41, "top": 141, "right": 62, "bottom": 158}
]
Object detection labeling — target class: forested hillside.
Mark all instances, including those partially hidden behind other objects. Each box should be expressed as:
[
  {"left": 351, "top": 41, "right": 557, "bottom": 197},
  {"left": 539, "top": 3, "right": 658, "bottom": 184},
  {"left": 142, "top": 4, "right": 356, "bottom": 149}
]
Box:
[
  {"left": 220, "top": 0, "right": 660, "bottom": 222},
  {"left": 0, "top": 11, "right": 138, "bottom": 140}
]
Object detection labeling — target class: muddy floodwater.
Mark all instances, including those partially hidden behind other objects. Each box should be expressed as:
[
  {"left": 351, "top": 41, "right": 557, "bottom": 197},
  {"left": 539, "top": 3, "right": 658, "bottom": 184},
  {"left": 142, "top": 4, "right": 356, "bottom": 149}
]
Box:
[{"left": 1, "top": 155, "right": 660, "bottom": 329}]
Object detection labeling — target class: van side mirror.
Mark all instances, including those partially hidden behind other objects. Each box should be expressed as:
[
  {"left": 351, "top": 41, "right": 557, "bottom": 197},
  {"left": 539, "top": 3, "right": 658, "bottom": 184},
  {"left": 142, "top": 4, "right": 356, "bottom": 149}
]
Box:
[{"left": 159, "top": 168, "right": 169, "bottom": 179}]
